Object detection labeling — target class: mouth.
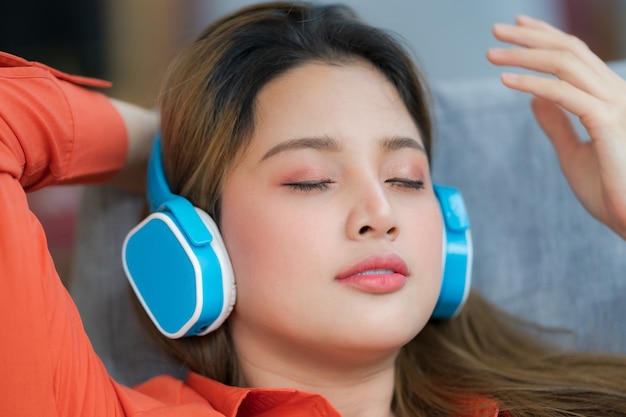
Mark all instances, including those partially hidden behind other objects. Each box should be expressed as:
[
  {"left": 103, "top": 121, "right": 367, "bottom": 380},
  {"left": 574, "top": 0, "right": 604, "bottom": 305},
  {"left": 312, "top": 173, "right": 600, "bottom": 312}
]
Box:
[
  {"left": 335, "top": 254, "right": 409, "bottom": 294},
  {"left": 353, "top": 268, "right": 396, "bottom": 276}
]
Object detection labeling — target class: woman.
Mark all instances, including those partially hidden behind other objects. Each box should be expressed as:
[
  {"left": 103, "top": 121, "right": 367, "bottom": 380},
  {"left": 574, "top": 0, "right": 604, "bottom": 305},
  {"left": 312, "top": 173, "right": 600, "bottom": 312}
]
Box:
[{"left": 1, "top": 2, "right": 625, "bottom": 416}]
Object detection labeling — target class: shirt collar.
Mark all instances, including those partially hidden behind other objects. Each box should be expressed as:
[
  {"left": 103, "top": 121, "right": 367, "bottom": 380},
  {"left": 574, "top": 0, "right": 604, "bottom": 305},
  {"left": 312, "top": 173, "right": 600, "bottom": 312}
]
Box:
[
  {"left": 186, "top": 371, "right": 341, "bottom": 417},
  {"left": 186, "top": 371, "right": 501, "bottom": 417}
]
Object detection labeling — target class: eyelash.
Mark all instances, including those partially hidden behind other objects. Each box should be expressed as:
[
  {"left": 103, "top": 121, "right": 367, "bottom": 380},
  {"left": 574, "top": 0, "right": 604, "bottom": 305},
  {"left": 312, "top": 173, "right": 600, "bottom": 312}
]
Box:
[
  {"left": 284, "top": 178, "right": 424, "bottom": 192},
  {"left": 284, "top": 179, "right": 334, "bottom": 192},
  {"left": 385, "top": 178, "right": 425, "bottom": 190}
]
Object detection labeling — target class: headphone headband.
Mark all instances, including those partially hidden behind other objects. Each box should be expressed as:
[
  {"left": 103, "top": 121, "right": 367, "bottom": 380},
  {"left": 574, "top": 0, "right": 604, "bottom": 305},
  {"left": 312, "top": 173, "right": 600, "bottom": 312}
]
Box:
[
  {"left": 147, "top": 132, "right": 173, "bottom": 213},
  {"left": 147, "top": 134, "right": 213, "bottom": 246}
]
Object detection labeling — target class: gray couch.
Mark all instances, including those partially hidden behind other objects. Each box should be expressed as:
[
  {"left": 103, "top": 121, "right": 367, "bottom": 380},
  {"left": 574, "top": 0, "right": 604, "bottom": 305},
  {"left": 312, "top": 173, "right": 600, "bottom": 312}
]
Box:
[{"left": 70, "top": 64, "right": 626, "bottom": 387}]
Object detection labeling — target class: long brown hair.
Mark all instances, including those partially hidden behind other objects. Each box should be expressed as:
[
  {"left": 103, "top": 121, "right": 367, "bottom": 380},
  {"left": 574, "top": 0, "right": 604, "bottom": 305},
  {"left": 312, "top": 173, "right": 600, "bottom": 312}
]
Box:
[{"left": 145, "top": 3, "right": 626, "bottom": 416}]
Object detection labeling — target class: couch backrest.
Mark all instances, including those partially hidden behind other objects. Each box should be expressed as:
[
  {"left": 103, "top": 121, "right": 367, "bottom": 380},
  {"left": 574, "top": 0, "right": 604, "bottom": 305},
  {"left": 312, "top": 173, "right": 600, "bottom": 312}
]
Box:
[{"left": 431, "top": 64, "right": 626, "bottom": 353}]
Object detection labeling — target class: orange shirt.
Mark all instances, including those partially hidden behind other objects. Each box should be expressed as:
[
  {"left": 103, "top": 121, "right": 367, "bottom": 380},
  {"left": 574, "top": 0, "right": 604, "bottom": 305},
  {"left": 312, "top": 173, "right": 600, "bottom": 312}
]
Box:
[{"left": 0, "top": 51, "right": 500, "bottom": 417}]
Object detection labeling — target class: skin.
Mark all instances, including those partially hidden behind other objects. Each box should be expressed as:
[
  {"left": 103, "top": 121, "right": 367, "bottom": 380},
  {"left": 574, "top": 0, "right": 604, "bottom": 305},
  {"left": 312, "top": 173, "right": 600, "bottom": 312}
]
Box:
[
  {"left": 488, "top": 15, "right": 626, "bottom": 240},
  {"left": 219, "top": 61, "right": 443, "bottom": 417},
  {"left": 108, "top": 99, "right": 158, "bottom": 193}
]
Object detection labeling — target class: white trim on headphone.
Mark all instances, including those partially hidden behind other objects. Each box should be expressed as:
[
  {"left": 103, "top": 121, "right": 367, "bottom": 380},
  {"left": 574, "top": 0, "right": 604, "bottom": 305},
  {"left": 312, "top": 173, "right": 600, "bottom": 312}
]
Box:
[{"left": 193, "top": 208, "right": 236, "bottom": 336}]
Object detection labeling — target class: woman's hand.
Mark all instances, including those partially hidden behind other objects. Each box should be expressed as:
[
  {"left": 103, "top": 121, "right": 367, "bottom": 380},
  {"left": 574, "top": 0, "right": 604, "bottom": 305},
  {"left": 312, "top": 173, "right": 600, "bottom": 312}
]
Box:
[{"left": 487, "top": 15, "right": 626, "bottom": 240}]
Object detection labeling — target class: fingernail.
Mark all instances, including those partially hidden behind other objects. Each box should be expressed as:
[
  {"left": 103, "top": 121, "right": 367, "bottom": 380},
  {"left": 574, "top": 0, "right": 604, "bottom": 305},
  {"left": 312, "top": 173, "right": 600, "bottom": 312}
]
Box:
[
  {"left": 502, "top": 72, "right": 519, "bottom": 82},
  {"left": 517, "top": 15, "right": 534, "bottom": 24},
  {"left": 488, "top": 47, "right": 507, "bottom": 56},
  {"left": 493, "top": 23, "right": 513, "bottom": 32}
]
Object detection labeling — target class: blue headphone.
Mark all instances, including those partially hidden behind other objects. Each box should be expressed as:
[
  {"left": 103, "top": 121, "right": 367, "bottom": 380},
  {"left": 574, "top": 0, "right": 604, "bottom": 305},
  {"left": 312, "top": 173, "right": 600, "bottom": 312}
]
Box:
[
  {"left": 122, "top": 132, "right": 472, "bottom": 338},
  {"left": 122, "top": 132, "right": 236, "bottom": 339},
  {"left": 431, "top": 185, "right": 473, "bottom": 319}
]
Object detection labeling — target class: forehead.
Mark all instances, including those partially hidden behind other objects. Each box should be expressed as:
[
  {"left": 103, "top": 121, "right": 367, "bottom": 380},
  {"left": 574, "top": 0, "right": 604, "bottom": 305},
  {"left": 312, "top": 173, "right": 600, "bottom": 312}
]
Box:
[
  {"left": 251, "top": 61, "right": 423, "bottom": 151},
  {"left": 257, "top": 60, "right": 401, "bottom": 111}
]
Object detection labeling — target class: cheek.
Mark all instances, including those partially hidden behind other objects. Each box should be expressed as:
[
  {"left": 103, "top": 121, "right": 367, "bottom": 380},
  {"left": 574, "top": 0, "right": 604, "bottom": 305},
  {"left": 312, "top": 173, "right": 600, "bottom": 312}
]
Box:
[
  {"left": 219, "top": 188, "right": 327, "bottom": 297},
  {"left": 428, "top": 206, "right": 445, "bottom": 274},
  {"left": 402, "top": 199, "right": 444, "bottom": 279},
  {"left": 219, "top": 193, "right": 271, "bottom": 286}
]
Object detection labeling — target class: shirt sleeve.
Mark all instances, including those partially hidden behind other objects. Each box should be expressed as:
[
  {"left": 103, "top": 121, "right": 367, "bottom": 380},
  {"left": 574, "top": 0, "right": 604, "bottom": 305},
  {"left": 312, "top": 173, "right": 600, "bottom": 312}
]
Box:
[{"left": 0, "top": 52, "right": 129, "bottom": 416}]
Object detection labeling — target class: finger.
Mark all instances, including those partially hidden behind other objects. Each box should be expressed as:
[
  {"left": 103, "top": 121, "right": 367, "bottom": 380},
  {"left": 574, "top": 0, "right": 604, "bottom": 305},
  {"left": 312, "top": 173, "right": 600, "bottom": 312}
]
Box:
[
  {"left": 500, "top": 72, "right": 605, "bottom": 121},
  {"left": 492, "top": 20, "right": 619, "bottom": 83},
  {"left": 487, "top": 47, "right": 610, "bottom": 99},
  {"left": 516, "top": 15, "right": 566, "bottom": 34},
  {"left": 511, "top": 74, "right": 626, "bottom": 175},
  {"left": 492, "top": 23, "right": 559, "bottom": 48},
  {"left": 531, "top": 97, "right": 606, "bottom": 221}
]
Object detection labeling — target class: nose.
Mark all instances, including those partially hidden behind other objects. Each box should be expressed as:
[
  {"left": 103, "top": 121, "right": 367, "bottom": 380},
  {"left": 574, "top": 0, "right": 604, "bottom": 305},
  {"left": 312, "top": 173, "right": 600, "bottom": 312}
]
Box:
[{"left": 345, "top": 181, "right": 399, "bottom": 241}]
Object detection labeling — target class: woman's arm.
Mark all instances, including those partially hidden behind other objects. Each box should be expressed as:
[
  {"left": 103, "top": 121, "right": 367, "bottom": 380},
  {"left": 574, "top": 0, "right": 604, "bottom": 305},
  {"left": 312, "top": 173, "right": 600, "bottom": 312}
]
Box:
[
  {"left": 108, "top": 98, "right": 159, "bottom": 192},
  {"left": 487, "top": 15, "right": 626, "bottom": 240},
  {"left": 0, "top": 51, "right": 163, "bottom": 415},
  {"left": 0, "top": 50, "right": 229, "bottom": 417}
]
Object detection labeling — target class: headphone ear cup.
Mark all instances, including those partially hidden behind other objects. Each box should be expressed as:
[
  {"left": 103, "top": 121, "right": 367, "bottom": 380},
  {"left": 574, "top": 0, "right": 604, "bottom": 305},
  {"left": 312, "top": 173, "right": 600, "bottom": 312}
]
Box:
[
  {"left": 122, "top": 201, "right": 236, "bottom": 339},
  {"left": 431, "top": 185, "right": 473, "bottom": 319}
]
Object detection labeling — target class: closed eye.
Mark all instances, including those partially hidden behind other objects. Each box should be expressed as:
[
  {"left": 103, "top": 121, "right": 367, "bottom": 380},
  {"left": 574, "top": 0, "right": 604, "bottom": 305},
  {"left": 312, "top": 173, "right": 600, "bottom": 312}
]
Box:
[
  {"left": 284, "top": 179, "right": 335, "bottom": 193},
  {"left": 385, "top": 178, "right": 424, "bottom": 190}
]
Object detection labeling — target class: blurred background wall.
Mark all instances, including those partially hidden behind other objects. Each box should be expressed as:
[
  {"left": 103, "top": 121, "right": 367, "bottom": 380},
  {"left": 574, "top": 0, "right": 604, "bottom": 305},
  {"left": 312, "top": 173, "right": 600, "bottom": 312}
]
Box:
[{"left": 2, "top": 0, "right": 626, "bottom": 282}]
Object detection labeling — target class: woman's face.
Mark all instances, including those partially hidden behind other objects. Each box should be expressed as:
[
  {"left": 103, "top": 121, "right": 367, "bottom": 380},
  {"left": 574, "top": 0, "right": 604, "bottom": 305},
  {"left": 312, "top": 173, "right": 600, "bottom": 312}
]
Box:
[{"left": 220, "top": 61, "right": 443, "bottom": 369}]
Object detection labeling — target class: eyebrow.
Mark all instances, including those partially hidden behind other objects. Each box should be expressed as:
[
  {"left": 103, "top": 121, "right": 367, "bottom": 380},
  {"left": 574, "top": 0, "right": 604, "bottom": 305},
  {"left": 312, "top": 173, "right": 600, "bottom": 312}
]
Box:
[
  {"left": 260, "top": 135, "right": 426, "bottom": 162},
  {"left": 380, "top": 136, "right": 426, "bottom": 154},
  {"left": 261, "top": 136, "right": 341, "bottom": 161}
]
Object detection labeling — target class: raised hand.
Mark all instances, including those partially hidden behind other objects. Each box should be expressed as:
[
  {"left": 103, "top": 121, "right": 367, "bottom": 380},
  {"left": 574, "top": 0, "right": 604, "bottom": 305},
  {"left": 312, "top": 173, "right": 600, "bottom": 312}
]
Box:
[{"left": 487, "top": 15, "right": 626, "bottom": 240}]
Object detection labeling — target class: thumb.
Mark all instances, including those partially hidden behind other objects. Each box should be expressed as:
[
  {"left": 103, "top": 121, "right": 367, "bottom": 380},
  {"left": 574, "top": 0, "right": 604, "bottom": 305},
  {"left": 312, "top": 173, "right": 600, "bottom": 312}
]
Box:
[
  {"left": 531, "top": 96, "right": 604, "bottom": 223},
  {"left": 530, "top": 96, "right": 581, "bottom": 168}
]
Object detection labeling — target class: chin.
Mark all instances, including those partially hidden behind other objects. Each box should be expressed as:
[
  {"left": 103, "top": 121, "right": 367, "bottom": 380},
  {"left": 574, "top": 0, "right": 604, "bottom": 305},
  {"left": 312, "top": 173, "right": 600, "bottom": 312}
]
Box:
[{"left": 333, "top": 313, "right": 430, "bottom": 356}]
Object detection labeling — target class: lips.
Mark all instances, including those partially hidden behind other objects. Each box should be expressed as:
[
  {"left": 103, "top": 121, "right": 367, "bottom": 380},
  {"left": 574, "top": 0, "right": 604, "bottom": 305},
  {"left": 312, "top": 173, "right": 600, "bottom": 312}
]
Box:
[{"left": 335, "top": 254, "right": 409, "bottom": 293}]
